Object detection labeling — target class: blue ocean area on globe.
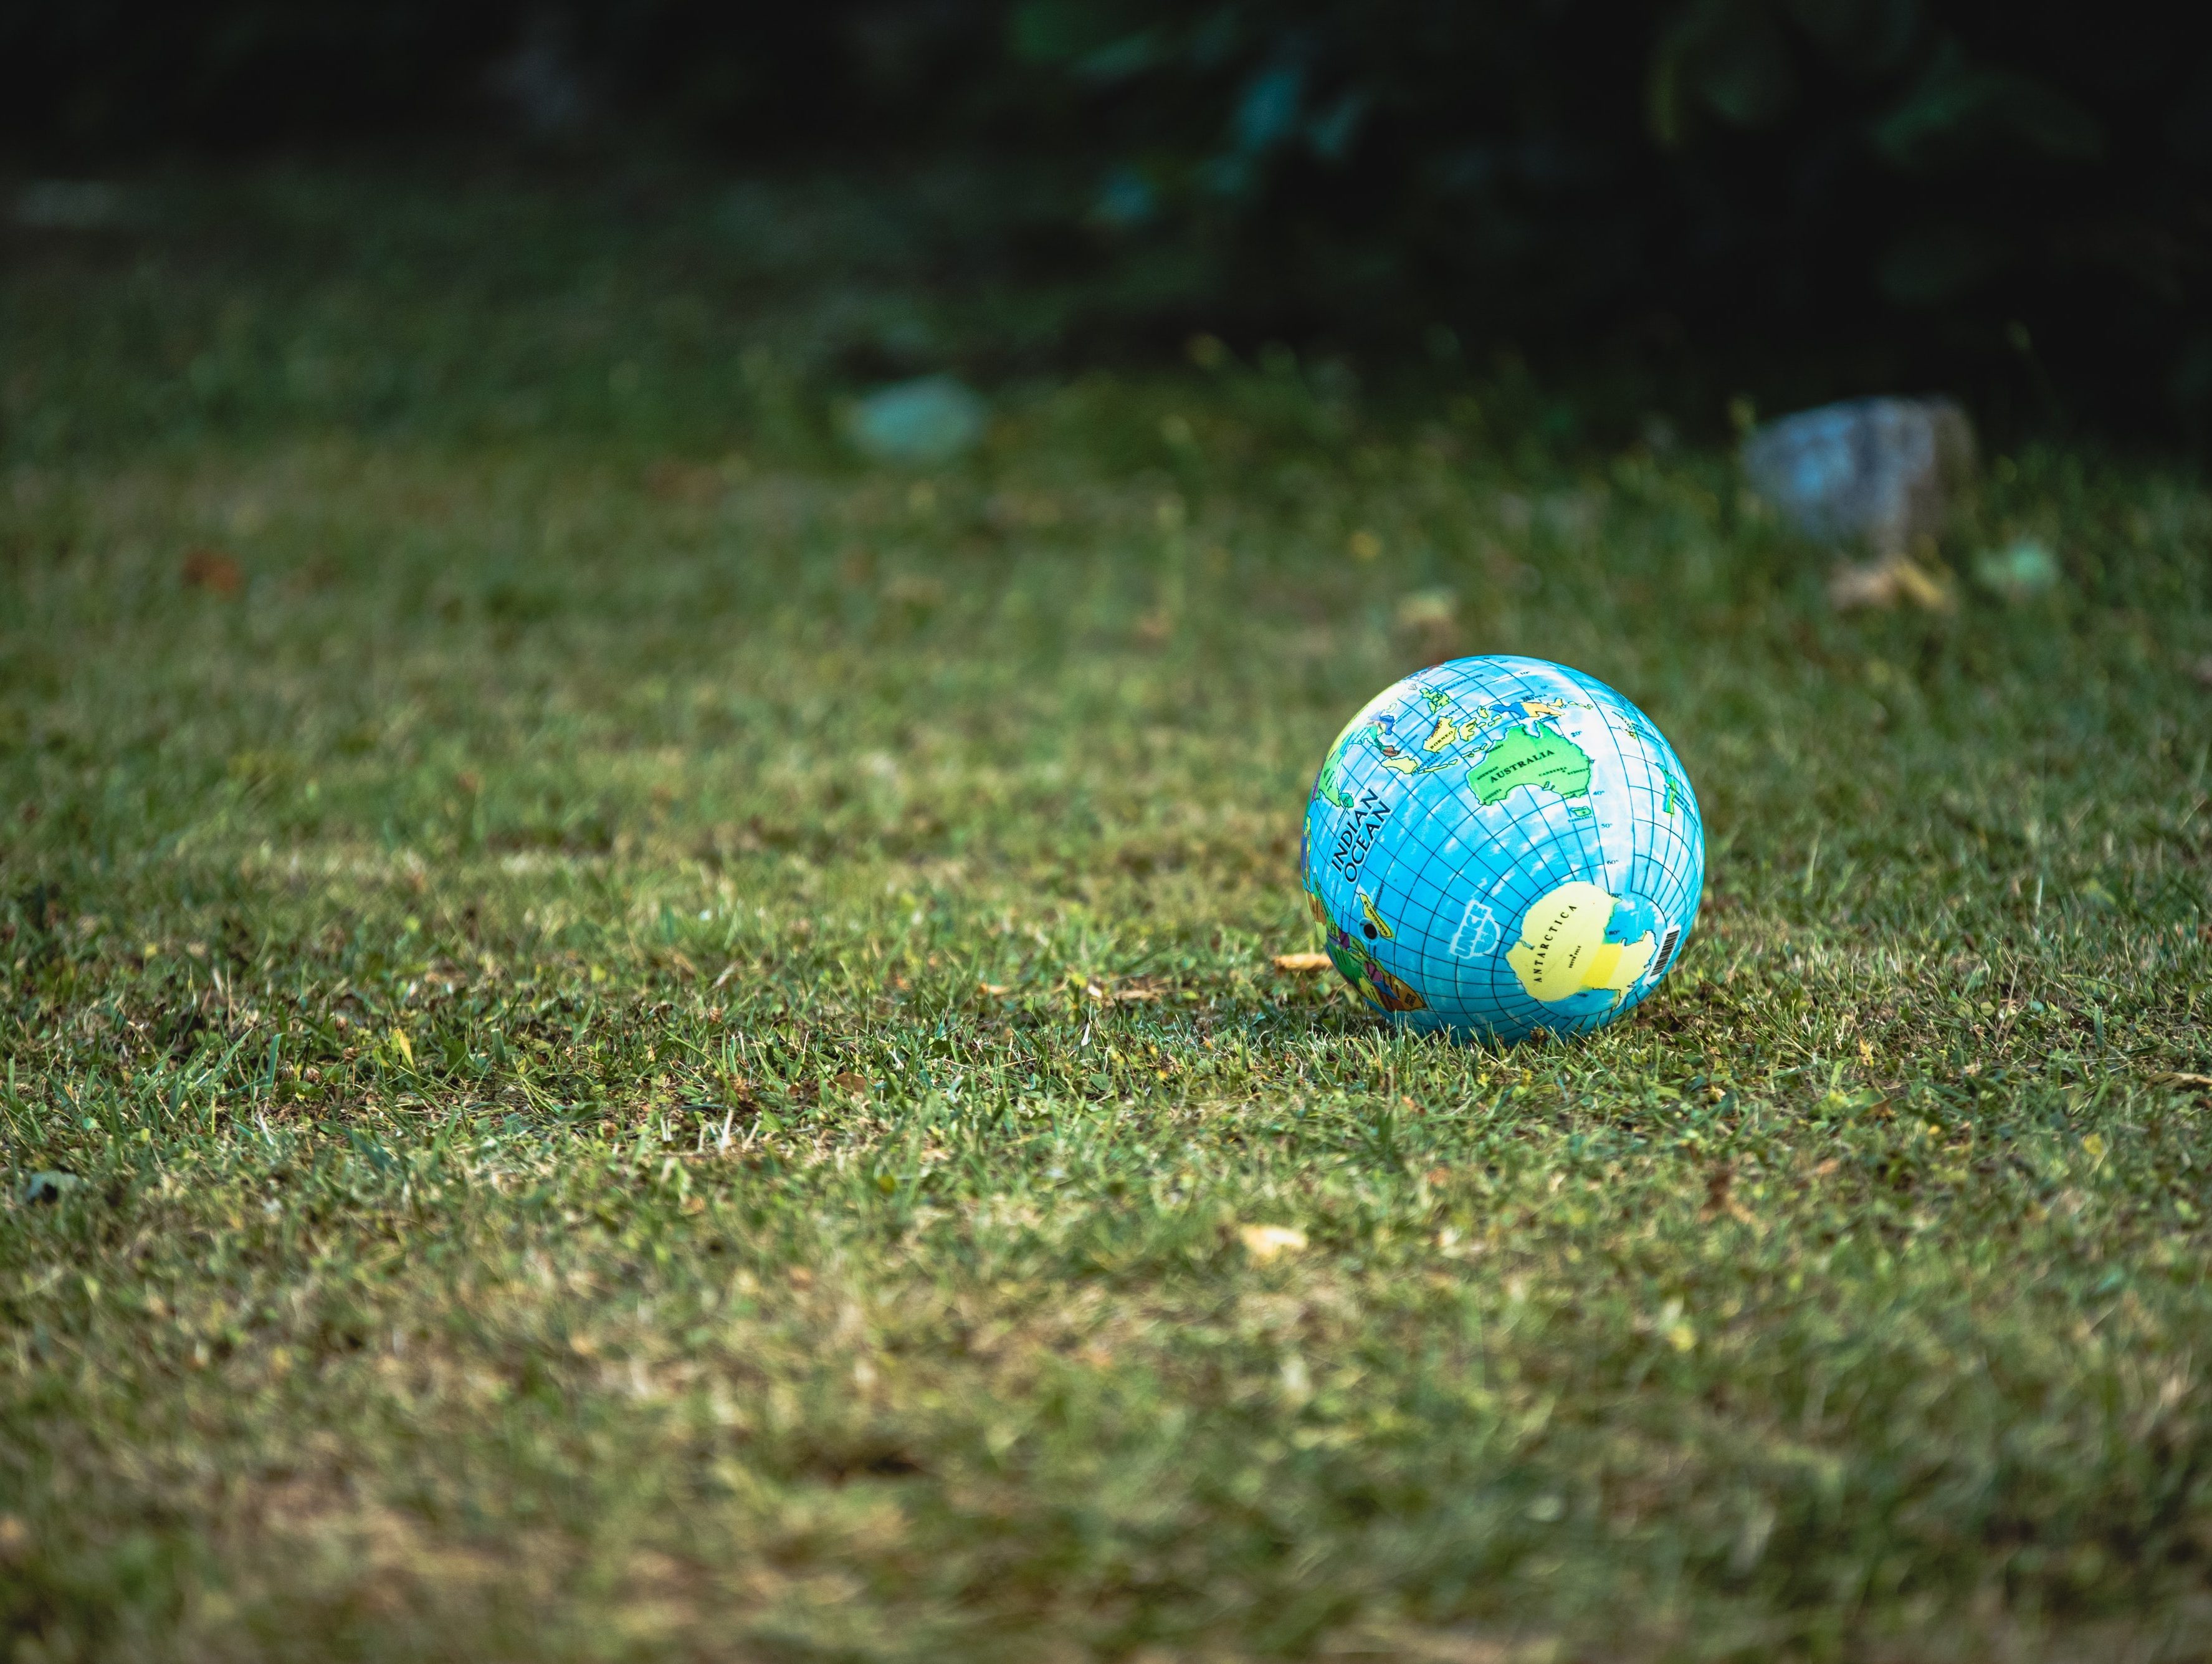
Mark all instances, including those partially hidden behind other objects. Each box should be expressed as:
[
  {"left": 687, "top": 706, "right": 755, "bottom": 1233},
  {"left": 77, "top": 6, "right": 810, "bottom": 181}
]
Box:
[{"left": 1300, "top": 656, "right": 1705, "bottom": 1044}]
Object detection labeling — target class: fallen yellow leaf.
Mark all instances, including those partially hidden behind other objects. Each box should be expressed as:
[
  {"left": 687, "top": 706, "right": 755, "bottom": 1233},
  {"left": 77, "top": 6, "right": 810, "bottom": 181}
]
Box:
[
  {"left": 1238, "top": 1224, "right": 1309, "bottom": 1262},
  {"left": 1273, "top": 952, "right": 1332, "bottom": 972}
]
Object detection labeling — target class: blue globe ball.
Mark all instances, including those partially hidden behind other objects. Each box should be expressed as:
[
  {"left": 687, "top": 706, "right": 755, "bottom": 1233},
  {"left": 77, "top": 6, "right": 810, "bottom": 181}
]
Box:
[{"left": 1300, "top": 656, "right": 1704, "bottom": 1044}]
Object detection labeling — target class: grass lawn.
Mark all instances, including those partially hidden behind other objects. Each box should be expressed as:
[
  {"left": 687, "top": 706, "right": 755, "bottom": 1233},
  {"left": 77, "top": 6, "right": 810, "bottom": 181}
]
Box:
[{"left": 4, "top": 166, "right": 2211, "bottom": 1663}]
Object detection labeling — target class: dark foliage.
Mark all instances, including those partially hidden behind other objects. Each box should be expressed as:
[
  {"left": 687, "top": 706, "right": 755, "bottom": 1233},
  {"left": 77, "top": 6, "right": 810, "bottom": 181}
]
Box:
[
  {"left": 1006, "top": 0, "right": 2212, "bottom": 438},
  {"left": 0, "top": 2, "right": 996, "bottom": 154},
  {"left": 6, "top": 0, "right": 2211, "bottom": 436}
]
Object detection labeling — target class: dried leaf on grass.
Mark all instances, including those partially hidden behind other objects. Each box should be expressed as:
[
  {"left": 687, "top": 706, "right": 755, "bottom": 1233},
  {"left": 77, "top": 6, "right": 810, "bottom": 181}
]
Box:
[
  {"left": 1085, "top": 981, "right": 1165, "bottom": 1003},
  {"left": 1322, "top": 1623, "right": 1544, "bottom": 1664},
  {"left": 1393, "top": 587, "right": 1457, "bottom": 628},
  {"left": 1828, "top": 556, "right": 1950, "bottom": 612},
  {"left": 1700, "top": 1162, "right": 1755, "bottom": 1225},
  {"left": 1237, "top": 1224, "right": 1309, "bottom": 1262},
  {"left": 181, "top": 547, "right": 244, "bottom": 595},
  {"left": 1273, "top": 952, "right": 1332, "bottom": 972}
]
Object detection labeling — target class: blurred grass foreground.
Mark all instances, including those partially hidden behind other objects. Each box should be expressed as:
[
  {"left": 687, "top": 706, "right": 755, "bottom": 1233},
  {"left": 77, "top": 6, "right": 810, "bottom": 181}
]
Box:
[{"left": 4, "top": 169, "right": 2212, "bottom": 1661}]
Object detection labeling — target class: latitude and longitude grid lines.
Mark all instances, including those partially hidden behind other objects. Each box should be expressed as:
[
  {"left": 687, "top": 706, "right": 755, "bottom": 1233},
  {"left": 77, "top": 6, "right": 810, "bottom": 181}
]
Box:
[
  {"left": 1338, "top": 662, "right": 1555, "bottom": 1031},
  {"left": 1396, "top": 669, "right": 1551, "bottom": 1026},
  {"left": 1330, "top": 662, "right": 1700, "bottom": 1036}
]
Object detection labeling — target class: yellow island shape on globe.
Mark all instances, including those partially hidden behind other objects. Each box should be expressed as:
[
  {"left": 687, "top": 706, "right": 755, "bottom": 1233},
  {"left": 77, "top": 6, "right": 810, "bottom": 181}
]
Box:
[{"left": 1505, "top": 881, "right": 1657, "bottom": 1006}]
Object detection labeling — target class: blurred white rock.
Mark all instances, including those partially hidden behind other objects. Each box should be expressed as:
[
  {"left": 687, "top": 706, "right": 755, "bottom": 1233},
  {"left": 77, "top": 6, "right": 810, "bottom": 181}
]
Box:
[
  {"left": 1742, "top": 396, "right": 1976, "bottom": 554},
  {"left": 1742, "top": 396, "right": 1975, "bottom": 610},
  {"left": 845, "top": 376, "right": 989, "bottom": 467}
]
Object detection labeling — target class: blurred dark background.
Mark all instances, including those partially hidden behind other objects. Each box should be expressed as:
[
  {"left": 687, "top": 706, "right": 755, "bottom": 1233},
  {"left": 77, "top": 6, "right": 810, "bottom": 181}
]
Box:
[{"left": 6, "top": 0, "right": 2211, "bottom": 444}]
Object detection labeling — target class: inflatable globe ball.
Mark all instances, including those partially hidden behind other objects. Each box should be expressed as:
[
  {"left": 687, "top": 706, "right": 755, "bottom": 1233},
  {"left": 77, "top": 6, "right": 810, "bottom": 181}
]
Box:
[{"left": 1299, "top": 656, "right": 1705, "bottom": 1043}]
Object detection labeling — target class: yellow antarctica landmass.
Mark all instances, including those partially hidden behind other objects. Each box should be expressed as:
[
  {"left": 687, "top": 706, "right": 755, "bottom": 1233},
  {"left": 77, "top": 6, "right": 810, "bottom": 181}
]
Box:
[{"left": 1505, "top": 881, "right": 1656, "bottom": 1006}]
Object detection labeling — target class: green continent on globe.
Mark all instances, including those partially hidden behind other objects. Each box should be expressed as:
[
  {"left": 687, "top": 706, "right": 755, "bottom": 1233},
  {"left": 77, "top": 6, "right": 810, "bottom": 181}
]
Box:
[
  {"left": 1466, "top": 722, "right": 1592, "bottom": 806},
  {"left": 1313, "top": 720, "right": 1374, "bottom": 809}
]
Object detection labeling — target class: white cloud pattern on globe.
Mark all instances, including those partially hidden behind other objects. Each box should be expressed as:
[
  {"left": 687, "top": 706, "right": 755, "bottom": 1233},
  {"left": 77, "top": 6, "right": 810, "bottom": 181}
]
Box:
[{"left": 1300, "top": 656, "right": 1705, "bottom": 1043}]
